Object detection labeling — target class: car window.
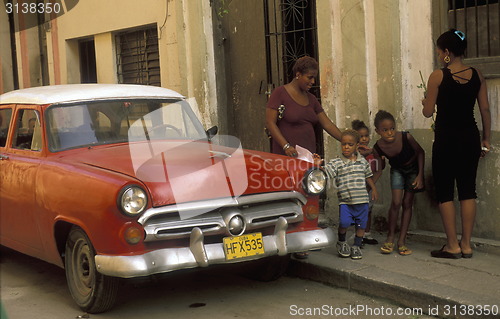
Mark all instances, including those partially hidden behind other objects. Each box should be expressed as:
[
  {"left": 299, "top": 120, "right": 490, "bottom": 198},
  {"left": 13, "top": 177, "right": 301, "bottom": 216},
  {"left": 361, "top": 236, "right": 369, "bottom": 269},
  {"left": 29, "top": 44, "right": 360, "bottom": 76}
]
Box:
[
  {"left": 46, "top": 99, "right": 207, "bottom": 152},
  {"left": 0, "top": 108, "right": 12, "bottom": 147},
  {"left": 11, "top": 109, "right": 41, "bottom": 151}
]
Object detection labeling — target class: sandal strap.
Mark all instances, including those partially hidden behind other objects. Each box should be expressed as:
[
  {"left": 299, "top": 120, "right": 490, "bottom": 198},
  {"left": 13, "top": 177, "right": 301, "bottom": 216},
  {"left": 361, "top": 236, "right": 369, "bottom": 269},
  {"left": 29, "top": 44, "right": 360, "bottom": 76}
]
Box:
[{"left": 380, "top": 242, "right": 394, "bottom": 253}]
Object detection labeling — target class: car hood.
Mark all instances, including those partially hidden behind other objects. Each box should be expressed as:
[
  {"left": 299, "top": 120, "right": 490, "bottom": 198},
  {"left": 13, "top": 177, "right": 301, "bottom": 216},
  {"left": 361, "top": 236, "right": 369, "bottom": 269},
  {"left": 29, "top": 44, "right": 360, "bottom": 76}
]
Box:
[{"left": 59, "top": 141, "right": 297, "bottom": 207}]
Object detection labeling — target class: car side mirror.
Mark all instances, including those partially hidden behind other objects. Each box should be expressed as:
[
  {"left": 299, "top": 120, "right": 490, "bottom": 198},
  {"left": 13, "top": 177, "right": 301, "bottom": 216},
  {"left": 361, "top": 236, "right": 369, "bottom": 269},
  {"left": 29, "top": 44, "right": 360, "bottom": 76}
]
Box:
[{"left": 206, "top": 126, "right": 218, "bottom": 140}]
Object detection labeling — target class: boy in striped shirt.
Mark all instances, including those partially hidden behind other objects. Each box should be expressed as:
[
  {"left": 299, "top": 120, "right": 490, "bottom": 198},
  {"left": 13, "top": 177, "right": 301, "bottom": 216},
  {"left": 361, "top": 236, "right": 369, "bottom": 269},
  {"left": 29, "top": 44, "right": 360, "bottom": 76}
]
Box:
[{"left": 319, "top": 129, "right": 379, "bottom": 259}]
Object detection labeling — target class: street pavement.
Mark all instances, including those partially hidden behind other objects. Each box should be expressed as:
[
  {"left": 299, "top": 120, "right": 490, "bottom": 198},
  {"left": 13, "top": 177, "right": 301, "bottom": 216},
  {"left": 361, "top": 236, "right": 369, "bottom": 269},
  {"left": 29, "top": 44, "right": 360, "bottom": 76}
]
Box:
[{"left": 288, "top": 229, "right": 500, "bottom": 319}]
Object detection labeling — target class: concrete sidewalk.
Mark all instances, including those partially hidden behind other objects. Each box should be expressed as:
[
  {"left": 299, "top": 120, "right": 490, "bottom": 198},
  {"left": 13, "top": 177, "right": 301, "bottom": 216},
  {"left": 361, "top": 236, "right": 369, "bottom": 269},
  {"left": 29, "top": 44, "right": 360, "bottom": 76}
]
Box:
[{"left": 287, "top": 231, "right": 500, "bottom": 319}]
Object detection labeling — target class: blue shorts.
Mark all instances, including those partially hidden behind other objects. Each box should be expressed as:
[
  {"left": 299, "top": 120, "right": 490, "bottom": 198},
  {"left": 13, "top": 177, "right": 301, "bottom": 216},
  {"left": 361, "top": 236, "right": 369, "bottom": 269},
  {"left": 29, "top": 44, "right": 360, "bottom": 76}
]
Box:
[{"left": 339, "top": 203, "right": 369, "bottom": 229}]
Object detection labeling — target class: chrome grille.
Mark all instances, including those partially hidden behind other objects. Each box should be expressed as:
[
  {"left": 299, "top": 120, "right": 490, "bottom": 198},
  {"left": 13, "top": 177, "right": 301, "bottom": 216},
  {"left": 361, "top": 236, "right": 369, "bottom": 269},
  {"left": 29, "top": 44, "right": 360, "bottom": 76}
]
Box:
[{"left": 140, "top": 191, "right": 305, "bottom": 242}]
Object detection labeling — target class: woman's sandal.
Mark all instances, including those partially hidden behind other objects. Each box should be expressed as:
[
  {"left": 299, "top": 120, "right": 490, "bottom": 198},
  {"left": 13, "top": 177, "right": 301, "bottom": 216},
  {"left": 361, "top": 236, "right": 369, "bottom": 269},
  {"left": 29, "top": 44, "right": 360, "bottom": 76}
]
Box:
[
  {"left": 380, "top": 242, "right": 394, "bottom": 254},
  {"left": 430, "top": 245, "right": 461, "bottom": 259},
  {"left": 398, "top": 245, "right": 412, "bottom": 256},
  {"left": 459, "top": 242, "right": 473, "bottom": 258}
]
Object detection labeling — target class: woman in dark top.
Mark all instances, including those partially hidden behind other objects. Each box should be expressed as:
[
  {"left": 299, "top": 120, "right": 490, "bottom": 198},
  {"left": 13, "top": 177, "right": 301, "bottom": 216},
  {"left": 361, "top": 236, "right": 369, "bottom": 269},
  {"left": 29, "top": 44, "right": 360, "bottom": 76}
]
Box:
[
  {"left": 422, "top": 29, "right": 492, "bottom": 259},
  {"left": 265, "top": 56, "right": 341, "bottom": 158}
]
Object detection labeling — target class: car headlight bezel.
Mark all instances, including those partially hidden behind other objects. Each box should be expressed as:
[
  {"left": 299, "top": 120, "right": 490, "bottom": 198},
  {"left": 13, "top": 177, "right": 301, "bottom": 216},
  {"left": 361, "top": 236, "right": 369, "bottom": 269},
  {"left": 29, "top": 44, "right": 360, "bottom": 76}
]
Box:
[
  {"left": 117, "top": 185, "right": 148, "bottom": 217},
  {"left": 302, "top": 168, "right": 327, "bottom": 195}
]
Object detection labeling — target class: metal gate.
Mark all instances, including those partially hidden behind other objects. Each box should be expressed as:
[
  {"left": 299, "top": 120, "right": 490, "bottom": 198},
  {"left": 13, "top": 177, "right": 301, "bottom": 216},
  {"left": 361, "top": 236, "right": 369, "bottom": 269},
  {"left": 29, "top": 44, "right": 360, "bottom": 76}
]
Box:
[{"left": 262, "top": 0, "right": 324, "bottom": 156}]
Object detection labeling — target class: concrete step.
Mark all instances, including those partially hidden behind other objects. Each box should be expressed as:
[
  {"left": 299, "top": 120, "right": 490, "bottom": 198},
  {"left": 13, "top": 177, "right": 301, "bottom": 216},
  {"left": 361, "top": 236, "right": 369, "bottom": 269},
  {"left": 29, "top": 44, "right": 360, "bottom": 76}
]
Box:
[{"left": 287, "top": 235, "right": 500, "bottom": 319}]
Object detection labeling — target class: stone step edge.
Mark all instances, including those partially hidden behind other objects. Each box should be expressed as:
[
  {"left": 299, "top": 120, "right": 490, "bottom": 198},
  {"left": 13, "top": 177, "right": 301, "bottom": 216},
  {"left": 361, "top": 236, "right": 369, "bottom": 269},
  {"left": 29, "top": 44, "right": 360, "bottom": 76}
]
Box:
[{"left": 287, "top": 257, "right": 498, "bottom": 319}]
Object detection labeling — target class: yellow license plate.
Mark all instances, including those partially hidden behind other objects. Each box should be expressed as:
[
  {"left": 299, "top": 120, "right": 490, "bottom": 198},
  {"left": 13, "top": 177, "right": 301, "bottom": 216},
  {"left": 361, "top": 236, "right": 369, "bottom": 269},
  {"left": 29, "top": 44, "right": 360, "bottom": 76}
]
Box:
[{"left": 223, "top": 232, "right": 265, "bottom": 260}]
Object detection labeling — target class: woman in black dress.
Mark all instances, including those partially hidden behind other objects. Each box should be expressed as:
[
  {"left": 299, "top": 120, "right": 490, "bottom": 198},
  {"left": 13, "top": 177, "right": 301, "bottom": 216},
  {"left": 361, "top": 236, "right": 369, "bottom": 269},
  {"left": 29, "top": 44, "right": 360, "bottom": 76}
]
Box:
[{"left": 422, "top": 29, "right": 491, "bottom": 259}]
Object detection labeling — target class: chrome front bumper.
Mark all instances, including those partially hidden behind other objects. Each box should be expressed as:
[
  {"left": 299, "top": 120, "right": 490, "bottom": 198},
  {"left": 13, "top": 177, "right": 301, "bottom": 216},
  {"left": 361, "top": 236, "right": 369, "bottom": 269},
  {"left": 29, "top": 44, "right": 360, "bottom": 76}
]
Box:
[{"left": 95, "top": 217, "right": 334, "bottom": 278}]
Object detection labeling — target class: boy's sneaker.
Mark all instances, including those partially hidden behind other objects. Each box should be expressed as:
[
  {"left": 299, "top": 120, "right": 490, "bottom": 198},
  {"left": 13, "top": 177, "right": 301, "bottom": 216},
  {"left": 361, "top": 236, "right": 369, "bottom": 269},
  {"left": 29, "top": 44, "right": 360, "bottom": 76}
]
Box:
[
  {"left": 337, "top": 241, "right": 350, "bottom": 258},
  {"left": 351, "top": 246, "right": 363, "bottom": 260}
]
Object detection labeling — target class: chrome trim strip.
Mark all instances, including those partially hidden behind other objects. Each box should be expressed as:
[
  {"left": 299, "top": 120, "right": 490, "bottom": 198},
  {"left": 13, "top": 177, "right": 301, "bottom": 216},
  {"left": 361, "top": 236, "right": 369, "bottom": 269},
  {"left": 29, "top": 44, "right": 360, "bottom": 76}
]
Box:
[
  {"left": 236, "top": 191, "right": 307, "bottom": 206},
  {"left": 95, "top": 227, "right": 335, "bottom": 278},
  {"left": 138, "top": 191, "right": 307, "bottom": 225}
]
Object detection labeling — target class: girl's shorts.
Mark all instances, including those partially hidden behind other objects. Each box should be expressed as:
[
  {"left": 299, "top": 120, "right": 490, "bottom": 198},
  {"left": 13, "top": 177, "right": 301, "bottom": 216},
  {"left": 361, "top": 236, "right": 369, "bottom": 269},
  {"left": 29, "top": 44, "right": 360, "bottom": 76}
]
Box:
[{"left": 390, "top": 162, "right": 424, "bottom": 193}]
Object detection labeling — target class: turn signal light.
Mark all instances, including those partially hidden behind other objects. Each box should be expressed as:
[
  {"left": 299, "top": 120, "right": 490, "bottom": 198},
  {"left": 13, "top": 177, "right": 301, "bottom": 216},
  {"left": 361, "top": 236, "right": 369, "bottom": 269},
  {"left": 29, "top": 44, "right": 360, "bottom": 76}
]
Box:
[
  {"left": 304, "top": 204, "right": 319, "bottom": 220},
  {"left": 124, "top": 226, "right": 143, "bottom": 245}
]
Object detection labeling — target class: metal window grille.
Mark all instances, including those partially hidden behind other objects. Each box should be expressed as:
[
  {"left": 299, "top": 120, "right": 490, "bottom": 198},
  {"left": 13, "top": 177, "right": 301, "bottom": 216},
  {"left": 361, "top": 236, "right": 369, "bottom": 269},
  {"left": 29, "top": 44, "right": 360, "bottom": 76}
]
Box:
[
  {"left": 264, "top": 0, "right": 320, "bottom": 97},
  {"left": 448, "top": 0, "right": 500, "bottom": 58},
  {"left": 116, "top": 27, "right": 161, "bottom": 86}
]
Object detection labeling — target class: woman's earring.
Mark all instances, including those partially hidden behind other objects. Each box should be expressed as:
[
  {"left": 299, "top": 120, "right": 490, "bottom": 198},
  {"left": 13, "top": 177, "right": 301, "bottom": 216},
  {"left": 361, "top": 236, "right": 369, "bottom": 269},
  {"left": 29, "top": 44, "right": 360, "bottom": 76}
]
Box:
[{"left": 444, "top": 55, "right": 451, "bottom": 64}]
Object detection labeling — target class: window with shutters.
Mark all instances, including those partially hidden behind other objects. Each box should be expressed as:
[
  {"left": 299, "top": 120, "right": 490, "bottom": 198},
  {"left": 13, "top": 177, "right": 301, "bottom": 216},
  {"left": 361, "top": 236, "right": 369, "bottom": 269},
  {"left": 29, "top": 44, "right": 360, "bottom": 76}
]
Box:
[{"left": 116, "top": 26, "right": 161, "bottom": 86}]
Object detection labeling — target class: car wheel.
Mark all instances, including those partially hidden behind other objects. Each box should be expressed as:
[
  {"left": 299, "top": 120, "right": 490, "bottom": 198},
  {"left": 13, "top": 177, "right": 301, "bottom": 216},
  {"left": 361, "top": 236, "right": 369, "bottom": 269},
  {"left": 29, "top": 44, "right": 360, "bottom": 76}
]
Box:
[
  {"left": 65, "top": 226, "right": 119, "bottom": 313},
  {"left": 246, "top": 255, "right": 290, "bottom": 282}
]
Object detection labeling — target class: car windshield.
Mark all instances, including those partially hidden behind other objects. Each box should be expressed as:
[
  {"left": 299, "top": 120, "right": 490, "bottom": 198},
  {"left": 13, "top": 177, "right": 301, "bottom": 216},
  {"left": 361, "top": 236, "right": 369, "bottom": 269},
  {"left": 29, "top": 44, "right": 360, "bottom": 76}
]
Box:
[{"left": 45, "top": 99, "right": 207, "bottom": 152}]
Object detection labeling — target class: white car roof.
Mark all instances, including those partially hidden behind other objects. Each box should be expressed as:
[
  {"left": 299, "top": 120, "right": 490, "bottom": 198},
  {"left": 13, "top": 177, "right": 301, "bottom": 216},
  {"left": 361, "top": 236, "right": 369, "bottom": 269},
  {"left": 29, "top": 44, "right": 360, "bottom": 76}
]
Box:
[{"left": 0, "top": 84, "right": 184, "bottom": 105}]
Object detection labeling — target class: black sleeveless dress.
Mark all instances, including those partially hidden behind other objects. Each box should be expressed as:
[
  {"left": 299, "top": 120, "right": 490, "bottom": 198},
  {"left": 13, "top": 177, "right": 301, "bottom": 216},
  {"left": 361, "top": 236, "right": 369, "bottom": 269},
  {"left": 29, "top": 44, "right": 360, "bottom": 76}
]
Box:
[{"left": 432, "top": 67, "right": 481, "bottom": 203}]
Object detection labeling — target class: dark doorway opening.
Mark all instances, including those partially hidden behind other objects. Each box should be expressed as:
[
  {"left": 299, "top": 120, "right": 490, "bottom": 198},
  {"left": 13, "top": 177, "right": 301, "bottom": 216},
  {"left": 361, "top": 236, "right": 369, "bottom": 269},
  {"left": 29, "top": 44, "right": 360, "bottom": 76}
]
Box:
[
  {"left": 263, "top": 0, "right": 323, "bottom": 157},
  {"left": 79, "top": 39, "right": 97, "bottom": 83}
]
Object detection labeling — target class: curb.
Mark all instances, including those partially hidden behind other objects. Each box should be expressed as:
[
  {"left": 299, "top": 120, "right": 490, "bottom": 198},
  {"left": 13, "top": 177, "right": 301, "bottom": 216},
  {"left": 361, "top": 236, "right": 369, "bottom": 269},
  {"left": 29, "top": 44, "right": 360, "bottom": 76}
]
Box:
[{"left": 287, "top": 251, "right": 499, "bottom": 319}]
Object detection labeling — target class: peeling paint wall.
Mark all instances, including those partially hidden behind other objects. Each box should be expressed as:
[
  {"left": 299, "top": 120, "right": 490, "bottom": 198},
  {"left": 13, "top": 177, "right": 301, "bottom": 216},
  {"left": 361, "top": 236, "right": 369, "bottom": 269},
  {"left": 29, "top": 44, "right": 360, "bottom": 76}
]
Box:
[
  {"left": 216, "top": 0, "right": 268, "bottom": 151},
  {"left": 0, "top": 9, "right": 14, "bottom": 94}
]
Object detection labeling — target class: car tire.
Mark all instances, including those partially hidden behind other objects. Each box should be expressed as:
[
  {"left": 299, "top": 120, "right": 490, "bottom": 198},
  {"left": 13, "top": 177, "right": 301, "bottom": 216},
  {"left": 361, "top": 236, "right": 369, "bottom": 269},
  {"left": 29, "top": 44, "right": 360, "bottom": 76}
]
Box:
[
  {"left": 65, "top": 226, "right": 119, "bottom": 313},
  {"left": 245, "top": 255, "right": 290, "bottom": 282}
]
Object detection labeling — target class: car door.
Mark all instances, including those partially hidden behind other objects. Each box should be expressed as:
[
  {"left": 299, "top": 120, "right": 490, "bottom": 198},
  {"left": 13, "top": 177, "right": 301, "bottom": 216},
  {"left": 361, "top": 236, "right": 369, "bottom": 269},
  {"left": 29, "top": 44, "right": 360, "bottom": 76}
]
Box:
[{"left": 0, "top": 105, "right": 44, "bottom": 256}]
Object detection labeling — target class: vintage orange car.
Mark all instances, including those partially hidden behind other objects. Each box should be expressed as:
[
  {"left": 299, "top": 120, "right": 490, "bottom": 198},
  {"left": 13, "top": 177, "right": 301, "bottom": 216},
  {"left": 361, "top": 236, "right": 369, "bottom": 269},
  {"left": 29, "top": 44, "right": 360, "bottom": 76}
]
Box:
[{"left": 0, "top": 84, "right": 333, "bottom": 313}]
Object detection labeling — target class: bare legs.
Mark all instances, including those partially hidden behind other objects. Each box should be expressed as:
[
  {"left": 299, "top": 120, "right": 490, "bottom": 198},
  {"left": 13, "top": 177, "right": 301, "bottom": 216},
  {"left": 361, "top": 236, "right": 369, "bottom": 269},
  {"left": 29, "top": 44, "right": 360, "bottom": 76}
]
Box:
[
  {"left": 385, "top": 189, "right": 414, "bottom": 247},
  {"left": 438, "top": 199, "right": 476, "bottom": 254}
]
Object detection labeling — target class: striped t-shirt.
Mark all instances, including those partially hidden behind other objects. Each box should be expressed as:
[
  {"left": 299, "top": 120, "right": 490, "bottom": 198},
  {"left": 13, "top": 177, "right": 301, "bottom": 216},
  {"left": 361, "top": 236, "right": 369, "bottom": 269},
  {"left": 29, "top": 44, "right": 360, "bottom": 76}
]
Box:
[{"left": 324, "top": 153, "right": 373, "bottom": 205}]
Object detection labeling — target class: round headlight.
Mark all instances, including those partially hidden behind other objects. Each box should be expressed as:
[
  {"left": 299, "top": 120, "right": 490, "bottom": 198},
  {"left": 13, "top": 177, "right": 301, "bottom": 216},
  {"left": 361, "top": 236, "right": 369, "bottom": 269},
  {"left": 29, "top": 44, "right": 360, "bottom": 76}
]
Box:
[
  {"left": 119, "top": 186, "right": 148, "bottom": 216},
  {"left": 302, "top": 168, "right": 327, "bottom": 195}
]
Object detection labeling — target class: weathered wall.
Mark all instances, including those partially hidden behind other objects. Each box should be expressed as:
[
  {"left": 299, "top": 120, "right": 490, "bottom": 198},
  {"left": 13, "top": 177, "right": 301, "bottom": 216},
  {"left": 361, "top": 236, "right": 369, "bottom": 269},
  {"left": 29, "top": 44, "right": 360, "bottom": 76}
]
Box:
[
  {"left": 217, "top": 0, "right": 268, "bottom": 151},
  {"left": 0, "top": 9, "right": 15, "bottom": 94},
  {"left": 9, "top": 11, "right": 44, "bottom": 89}
]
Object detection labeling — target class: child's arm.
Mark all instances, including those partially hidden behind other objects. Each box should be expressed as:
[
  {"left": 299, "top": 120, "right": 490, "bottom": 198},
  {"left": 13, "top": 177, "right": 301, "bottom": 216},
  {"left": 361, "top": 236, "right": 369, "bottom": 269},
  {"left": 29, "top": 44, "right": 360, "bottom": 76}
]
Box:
[
  {"left": 323, "top": 159, "right": 337, "bottom": 179},
  {"left": 371, "top": 148, "right": 386, "bottom": 185},
  {"left": 357, "top": 145, "right": 372, "bottom": 157},
  {"left": 407, "top": 133, "right": 425, "bottom": 189},
  {"left": 313, "top": 153, "right": 323, "bottom": 166},
  {"left": 371, "top": 170, "right": 383, "bottom": 185},
  {"left": 366, "top": 177, "right": 378, "bottom": 201}
]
